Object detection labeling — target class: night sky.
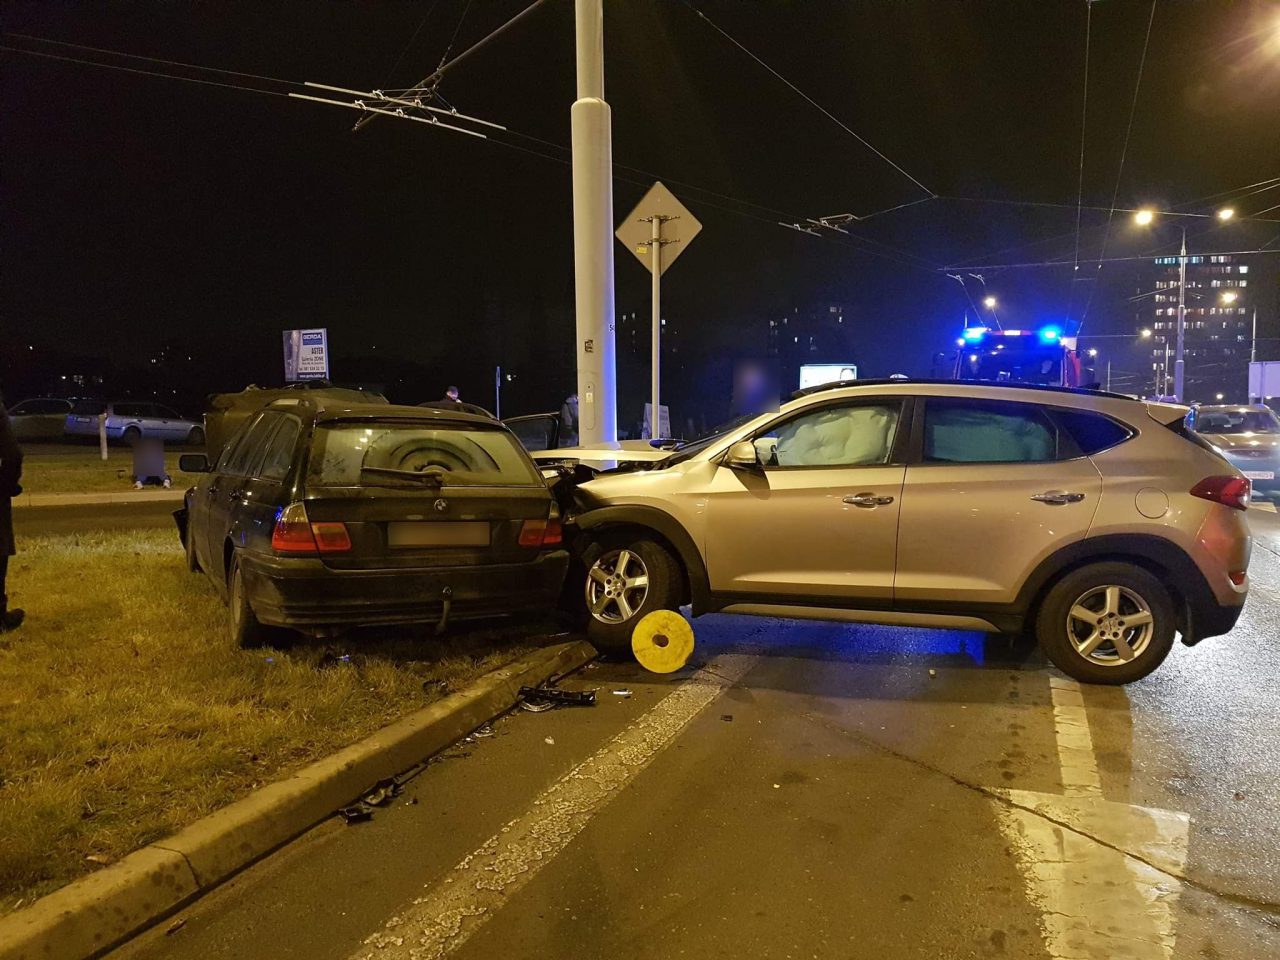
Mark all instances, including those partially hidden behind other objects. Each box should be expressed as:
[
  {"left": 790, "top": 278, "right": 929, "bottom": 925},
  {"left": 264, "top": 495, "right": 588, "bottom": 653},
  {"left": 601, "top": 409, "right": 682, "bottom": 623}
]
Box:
[{"left": 3, "top": 1, "right": 1279, "bottom": 416}]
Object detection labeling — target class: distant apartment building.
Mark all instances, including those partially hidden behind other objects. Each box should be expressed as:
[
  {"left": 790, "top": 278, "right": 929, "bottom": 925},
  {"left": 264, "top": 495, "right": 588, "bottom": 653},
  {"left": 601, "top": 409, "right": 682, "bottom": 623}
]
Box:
[{"left": 1142, "top": 253, "right": 1273, "bottom": 402}]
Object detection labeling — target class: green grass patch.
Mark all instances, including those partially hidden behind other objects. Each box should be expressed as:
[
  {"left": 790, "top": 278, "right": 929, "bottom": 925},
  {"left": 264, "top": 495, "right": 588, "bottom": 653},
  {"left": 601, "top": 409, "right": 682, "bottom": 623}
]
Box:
[
  {"left": 0, "top": 529, "right": 547, "bottom": 912},
  {"left": 19, "top": 447, "right": 182, "bottom": 494}
]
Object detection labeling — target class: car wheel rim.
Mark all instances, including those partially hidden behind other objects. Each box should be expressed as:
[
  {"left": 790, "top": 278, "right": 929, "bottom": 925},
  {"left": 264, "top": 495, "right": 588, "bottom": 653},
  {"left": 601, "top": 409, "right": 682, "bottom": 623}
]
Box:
[
  {"left": 1065, "top": 584, "right": 1155, "bottom": 666},
  {"left": 231, "top": 569, "right": 243, "bottom": 630},
  {"left": 585, "top": 548, "right": 650, "bottom": 625}
]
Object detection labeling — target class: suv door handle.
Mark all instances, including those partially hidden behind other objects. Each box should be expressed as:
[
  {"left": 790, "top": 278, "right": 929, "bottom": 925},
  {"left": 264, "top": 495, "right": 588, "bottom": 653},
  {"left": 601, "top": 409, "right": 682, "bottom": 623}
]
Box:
[
  {"left": 843, "top": 493, "right": 895, "bottom": 507},
  {"left": 1030, "top": 491, "right": 1086, "bottom": 505}
]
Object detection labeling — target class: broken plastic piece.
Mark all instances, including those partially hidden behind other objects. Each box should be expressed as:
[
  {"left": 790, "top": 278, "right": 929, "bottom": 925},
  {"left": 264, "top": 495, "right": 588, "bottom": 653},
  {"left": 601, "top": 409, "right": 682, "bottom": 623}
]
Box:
[
  {"left": 721, "top": 714, "right": 733, "bottom": 722},
  {"left": 518, "top": 685, "right": 596, "bottom": 707},
  {"left": 611, "top": 688, "right": 632, "bottom": 698},
  {"left": 472, "top": 724, "right": 496, "bottom": 739},
  {"left": 165, "top": 918, "right": 187, "bottom": 936},
  {"left": 338, "top": 805, "right": 373, "bottom": 824},
  {"left": 520, "top": 699, "right": 555, "bottom": 713},
  {"left": 362, "top": 778, "right": 403, "bottom": 807}
]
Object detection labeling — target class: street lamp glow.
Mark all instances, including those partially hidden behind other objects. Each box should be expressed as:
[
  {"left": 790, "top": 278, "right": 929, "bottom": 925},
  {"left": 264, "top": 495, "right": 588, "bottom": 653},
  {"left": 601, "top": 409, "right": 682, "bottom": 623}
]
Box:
[
  {"left": 1087, "top": 348, "right": 1098, "bottom": 357},
  {"left": 1217, "top": 207, "right": 1235, "bottom": 221},
  {"left": 1140, "top": 328, "right": 1153, "bottom": 339},
  {"left": 1221, "top": 291, "right": 1238, "bottom": 304},
  {"left": 982, "top": 296, "right": 997, "bottom": 309},
  {"left": 1215, "top": 393, "right": 1225, "bottom": 401},
  {"left": 1134, "top": 208, "right": 1156, "bottom": 226}
]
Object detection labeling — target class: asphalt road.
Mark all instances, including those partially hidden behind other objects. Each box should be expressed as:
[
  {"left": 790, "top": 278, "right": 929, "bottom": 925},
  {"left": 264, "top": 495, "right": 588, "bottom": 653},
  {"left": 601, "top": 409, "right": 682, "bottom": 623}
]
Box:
[{"left": 106, "top": 507, "right": 1280, "bottom": 960}]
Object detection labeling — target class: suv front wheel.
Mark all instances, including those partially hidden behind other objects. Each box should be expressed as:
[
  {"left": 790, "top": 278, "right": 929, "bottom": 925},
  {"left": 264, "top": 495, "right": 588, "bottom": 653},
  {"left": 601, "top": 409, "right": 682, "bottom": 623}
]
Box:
[
  {"left": 1035, "top": 562, "right": 1175, "bottom": 684},
  {"left": 583, "top": 538, "right": 682, "bottom": 655}
]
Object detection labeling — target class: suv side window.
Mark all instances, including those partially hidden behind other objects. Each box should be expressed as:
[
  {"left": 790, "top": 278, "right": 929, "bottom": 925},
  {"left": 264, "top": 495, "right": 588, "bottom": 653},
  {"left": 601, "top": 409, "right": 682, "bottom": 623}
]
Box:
[
  {"left": 257, "top": 417, "right": 301, "bottom": 481},
  {"left": 1050, "top": 409, "right": 1133, "bottom": 455},
  {"left": 923, "top": 399, "right": 1072, "bottom": 464},
  {"left": 115, "top": 403, "right": 143, "bottom": 418},
  {"left": 754, "top": 401, "right": 903, "bottom": 468}
]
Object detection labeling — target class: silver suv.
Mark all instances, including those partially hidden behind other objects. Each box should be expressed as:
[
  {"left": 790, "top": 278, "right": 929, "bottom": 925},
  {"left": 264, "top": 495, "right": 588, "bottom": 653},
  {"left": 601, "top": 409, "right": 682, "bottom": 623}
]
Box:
[{"left": 566, "top": 381, "right": 1251, "bottom": 685}]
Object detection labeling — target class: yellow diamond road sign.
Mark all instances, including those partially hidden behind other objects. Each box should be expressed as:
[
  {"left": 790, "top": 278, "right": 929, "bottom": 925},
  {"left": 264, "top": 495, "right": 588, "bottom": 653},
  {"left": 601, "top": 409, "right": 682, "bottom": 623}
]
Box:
[{"left": 615, "top": 181, "right": 702, "bottom": 276}]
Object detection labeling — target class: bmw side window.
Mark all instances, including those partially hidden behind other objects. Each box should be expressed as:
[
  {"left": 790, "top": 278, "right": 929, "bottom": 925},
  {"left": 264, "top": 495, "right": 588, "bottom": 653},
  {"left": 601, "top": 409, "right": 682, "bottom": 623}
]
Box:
[
  {"left": 923, "top": 399, "right": 1067, "bottom": 464},
  {"left": 222, "top": 414, "right": 276, "bottom": 476},
  {"left": 257, "top": 418, "right": 301, "bottom": 481},
  {"left": 754, "top": 401, "right": 902, "bottom": 468}
]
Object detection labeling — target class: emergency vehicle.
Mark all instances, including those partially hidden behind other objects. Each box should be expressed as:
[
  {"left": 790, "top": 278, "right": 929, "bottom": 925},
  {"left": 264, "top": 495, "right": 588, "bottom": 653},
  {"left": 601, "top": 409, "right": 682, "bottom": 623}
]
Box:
[{"left": 950, "top": 325, "right": 1091, "bottom": 388}]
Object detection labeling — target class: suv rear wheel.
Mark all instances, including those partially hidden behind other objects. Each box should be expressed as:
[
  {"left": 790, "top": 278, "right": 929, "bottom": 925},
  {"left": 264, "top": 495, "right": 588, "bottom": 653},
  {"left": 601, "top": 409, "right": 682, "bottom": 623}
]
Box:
[
  {"left": 583, "top": 538, "right": 682, "bottom": 655},
  {"left": 1035, "top": 562, "right": 1175, "bottom": 684}
]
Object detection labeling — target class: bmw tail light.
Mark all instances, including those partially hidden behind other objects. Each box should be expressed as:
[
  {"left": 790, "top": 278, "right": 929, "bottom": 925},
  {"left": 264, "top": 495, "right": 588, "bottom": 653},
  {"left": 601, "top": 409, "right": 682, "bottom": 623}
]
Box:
[
  {"left": 272, "top": 502, "right": 317, "bottom": 553},
  {"left": 519, "top": 519, "right": 562, "bottom": 548},
  {"left": 1190, "top": 476, "right": 1251, "bottom": 511},
  {"left": 310, "top": 522, "right": 353, "bottom": 553}
]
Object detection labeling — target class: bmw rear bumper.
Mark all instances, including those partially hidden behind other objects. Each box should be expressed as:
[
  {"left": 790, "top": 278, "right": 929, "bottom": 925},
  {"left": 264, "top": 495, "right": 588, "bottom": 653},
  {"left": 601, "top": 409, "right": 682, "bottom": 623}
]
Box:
[{"left": 239, "top": 550, "right": 570, "bottom": 630}]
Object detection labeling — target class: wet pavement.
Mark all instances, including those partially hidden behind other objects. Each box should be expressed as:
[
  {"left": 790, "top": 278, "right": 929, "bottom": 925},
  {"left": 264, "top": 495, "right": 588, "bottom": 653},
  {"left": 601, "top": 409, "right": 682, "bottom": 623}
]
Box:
[{"left": 107, "top": 504, "right": 1280, "bottom": 960}]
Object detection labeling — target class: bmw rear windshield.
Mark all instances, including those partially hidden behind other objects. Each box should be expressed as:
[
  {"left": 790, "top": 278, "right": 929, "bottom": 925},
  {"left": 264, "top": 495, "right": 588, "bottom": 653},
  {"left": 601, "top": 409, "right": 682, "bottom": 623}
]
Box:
[{"left": 307, "top": 420, "right": 543, "bottom": 488}]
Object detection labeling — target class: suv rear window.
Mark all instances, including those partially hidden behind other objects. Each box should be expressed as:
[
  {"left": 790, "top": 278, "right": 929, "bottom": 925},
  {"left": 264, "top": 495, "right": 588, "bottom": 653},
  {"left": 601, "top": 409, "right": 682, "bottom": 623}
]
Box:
[{"left": 308, "top": 421, "right": 542, "bottom": 488}]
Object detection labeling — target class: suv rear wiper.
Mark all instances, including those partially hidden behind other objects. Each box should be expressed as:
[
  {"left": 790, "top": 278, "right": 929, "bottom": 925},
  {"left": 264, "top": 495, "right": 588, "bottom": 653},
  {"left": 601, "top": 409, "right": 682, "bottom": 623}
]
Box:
[{"left": 360, "top": 466, "right": 449, "bottom": 485}]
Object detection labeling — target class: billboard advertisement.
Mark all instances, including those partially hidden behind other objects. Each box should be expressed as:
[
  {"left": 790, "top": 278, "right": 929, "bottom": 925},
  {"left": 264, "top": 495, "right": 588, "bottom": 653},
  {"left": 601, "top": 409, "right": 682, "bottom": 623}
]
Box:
[{"left": 283, "top": 328, "right": 329, "bottom": 382}]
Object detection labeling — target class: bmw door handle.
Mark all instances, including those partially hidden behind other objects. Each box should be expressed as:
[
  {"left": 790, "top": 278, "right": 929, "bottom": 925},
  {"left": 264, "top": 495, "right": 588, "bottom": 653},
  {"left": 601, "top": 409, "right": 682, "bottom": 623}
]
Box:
[
  {"left": 1030, "top": 491, "right": 1086, "bottom": 505},
  {"left": 843, "top": 493, "right": 895, "bottom": 508}
]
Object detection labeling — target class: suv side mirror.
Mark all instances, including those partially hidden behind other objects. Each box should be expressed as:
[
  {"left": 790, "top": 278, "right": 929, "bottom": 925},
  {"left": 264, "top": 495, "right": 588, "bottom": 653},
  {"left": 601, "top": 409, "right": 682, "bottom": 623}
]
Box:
[
  {"left": 179, "top": 453, "right": 210, "bottom": 473},
  {"left": 724, "top": 440, "right": 760, "bottom": 470}
]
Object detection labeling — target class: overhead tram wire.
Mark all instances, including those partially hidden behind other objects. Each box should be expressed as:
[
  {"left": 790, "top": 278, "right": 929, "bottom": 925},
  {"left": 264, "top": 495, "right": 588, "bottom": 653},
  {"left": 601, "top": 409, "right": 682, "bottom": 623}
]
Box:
[
  {"left": 679, "top": 1, "right": 935, "bottom": 201},
  {"left": 377, "top": 0, "right": 444, "bottom": 89},
  {"left": 1079, "top": 0, "right": 1158, "bottom": 331},
  {"left": 351, "top": 0, "right": 551, "bottom": 133}
]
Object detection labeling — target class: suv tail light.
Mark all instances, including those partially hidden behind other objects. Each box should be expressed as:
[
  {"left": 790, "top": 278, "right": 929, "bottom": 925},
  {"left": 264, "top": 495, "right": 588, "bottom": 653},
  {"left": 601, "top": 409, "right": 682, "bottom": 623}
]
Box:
[
  {"left": 1190, "top": 476, "right": 1251, "bottom": 511},
  {"left": 519, "top": 518, "right": 563, "bottom": 548},
  {"left": 271, "top": 503, "right": 353, "bottom": 553}
]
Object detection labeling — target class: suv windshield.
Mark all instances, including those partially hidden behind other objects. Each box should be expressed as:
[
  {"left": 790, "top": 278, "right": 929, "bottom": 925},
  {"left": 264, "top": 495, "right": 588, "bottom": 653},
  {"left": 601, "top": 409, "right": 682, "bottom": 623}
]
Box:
[
  {"left": 1194, "top": 408, "right": 1280, "bottom": 434},
  {"left": 308, "top": 420, "right": 542, "bottom": 488}
]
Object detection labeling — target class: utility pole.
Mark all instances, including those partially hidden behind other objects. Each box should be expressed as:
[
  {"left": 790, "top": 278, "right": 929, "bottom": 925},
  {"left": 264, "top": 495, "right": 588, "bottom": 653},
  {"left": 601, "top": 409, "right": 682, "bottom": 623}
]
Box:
[
  {"left": 1252, "top": 306, "right": 1258, "bottom": 364},
  {"left": 494, "top": 365, "right": 502, "bottom": 418},
  {"left": 1106, "top": 360, "right": 1111, "bottom": 393},
  {"left": 1174, "top": 226, "right": 1187, "bottom": 402},
  {"left": 570, "top": 0, "right": 616, "bottom": 445}
]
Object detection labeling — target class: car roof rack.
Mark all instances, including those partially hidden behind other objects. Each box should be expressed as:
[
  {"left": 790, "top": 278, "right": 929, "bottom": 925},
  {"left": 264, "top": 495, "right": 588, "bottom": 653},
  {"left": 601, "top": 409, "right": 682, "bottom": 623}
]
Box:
[{"left": 790, "top": 378, "right": 1139, "bottom": 402}]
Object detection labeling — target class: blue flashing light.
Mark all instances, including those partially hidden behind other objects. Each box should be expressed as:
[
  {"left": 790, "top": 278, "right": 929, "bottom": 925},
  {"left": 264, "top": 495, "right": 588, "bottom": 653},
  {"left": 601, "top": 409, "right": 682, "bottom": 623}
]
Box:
[
  {"left": 962, "top": 326, "right": 988, "bottom": 342},
  {"left": 1039, "top": 325, "right": 1062, "bottom": 343}
]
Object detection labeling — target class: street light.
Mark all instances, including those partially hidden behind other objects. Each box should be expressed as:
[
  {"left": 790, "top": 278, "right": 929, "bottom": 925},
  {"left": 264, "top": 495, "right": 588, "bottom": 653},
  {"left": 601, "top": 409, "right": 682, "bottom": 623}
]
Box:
[
  {"left": 1087, "top": 348, "right": 1098, "bottom": 357},
  {"left": 1134, "top": 208, "right": 1155, "bottom": 226},
  {"left": 1217, "top": 207, "right": 1235, "bottom": 221},
  {"left": 1221, "top": 291, "right": 1239, "bottom": 305},
  {"left": 1216, "top": 393, "right": 1225, "bottom": 401},
  {"left": 1140, "top": 328, "right": 1153, "bottom": 339},
  {"left": 982, "top": 295, "right": 997, "bottom": 309}
]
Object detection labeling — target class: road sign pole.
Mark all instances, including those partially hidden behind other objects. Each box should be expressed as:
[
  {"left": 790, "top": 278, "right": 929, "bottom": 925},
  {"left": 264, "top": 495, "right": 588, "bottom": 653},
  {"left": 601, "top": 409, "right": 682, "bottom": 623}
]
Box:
[
  {"left": 570, "top": 0, "right": 617, "bottom": 445},
  {"left": 650, "top": 215, "right": 662, "bottom": 440}
]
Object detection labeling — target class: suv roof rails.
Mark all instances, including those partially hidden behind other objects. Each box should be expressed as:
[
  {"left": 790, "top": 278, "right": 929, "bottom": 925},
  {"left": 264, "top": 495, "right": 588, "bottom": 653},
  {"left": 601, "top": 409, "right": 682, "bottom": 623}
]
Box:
[{"left": 790, "top": 378, "right": 1139, "bottom": 402}]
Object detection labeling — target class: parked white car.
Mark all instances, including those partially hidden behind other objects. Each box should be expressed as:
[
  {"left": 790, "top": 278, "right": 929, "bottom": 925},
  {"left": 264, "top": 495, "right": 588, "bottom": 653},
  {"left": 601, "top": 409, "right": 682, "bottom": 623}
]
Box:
[{"left": 7, "top": 397, "right": 74, "bottom": 440}]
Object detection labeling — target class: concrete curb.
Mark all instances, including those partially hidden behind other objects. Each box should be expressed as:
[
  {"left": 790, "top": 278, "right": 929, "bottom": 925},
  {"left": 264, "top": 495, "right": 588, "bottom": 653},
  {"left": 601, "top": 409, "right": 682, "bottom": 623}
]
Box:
[
  {"left": 0, "top": 639, "right": 597, "bottom": 960},
  {"left": 14, "top": 490, "right": 187, "bottom": 509}
]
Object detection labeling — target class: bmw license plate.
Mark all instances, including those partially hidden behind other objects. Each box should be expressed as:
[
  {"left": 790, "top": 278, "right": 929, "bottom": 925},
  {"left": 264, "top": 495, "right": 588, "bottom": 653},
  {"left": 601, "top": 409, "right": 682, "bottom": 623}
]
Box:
[
  {"left": 387, "top": 522, "right": 490, "bottom": 548},
  {"left": 1243, "top": 470, "right": 1275, "bottom": 481}
]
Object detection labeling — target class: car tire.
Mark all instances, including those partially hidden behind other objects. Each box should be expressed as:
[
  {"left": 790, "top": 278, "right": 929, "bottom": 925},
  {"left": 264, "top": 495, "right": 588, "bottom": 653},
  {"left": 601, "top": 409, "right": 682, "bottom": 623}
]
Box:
[
  {"left": 228, "top": 554, "right": 270, "bottom": 649},
  {"left": 583, "top": 537, "right": 683, "bottom": 656},
  {"left": 188, "top": 426, "right": 205, "bottom": 447},
  {"left": 121, "top": 426, "right": 142, "bottom": 445},
  {"left": 185, "top": 526, "right": 201, "bottom": 573},
  {"left": 1035, "top": 562, "right": 1175, "bottom": 685}
]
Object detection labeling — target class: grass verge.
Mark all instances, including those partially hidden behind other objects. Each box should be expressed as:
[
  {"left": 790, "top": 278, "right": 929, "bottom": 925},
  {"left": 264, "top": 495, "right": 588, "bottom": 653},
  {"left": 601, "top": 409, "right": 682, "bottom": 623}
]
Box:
[
  {"left": 0, "top": 529, "right": 548, "bottom": 913},
  {"left": 20, "top": 447, "right": 182, "bottom": 494}
]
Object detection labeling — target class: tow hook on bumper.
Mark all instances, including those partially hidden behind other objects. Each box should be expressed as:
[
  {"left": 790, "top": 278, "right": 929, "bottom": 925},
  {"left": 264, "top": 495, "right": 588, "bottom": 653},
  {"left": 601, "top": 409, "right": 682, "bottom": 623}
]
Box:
[{"left": 435, "top": 586, "right": 453, "bottom": 635}]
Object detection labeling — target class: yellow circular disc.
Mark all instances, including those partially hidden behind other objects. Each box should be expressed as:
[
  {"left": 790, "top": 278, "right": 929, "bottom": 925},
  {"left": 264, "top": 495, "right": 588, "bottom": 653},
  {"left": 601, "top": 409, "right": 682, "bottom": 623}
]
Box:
[{"left": 631, "top": 610, "right": 695, "bottom": 674}]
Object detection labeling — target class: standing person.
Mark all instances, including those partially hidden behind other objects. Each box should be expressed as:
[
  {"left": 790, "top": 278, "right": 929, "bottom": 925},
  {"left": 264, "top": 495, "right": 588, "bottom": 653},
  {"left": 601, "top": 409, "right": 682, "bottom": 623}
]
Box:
[
  {"left": 0, "top": 390, "right": 24, "bottom": 632},
  {"left": 441, "top": 386, "right": 461, "bottom": 405},
  {"left": 559, "top": 392, "right": 580, "bottom": 447}
]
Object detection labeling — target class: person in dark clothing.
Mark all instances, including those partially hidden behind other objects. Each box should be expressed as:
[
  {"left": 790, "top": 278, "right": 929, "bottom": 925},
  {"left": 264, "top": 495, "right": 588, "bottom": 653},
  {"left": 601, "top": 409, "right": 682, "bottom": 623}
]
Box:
[
  {"left": 442, "top": 386, "right": 461, "bottom": 404},
  {"left": 0, "top": 391, "right": 25, "bottom": 632}
]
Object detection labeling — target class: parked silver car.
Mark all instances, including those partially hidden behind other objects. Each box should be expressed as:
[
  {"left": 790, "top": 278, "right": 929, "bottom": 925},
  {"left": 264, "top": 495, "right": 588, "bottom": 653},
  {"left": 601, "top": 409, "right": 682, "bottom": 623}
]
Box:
[
  {"left": 64, "top": 400, "right": 205, "bottom": 445},
  {"left": 1188, "top": 403, "right": 1280, "bottom": 495},
  {"left": 7, "top": 397, "right": 74, "bottom": 440}
]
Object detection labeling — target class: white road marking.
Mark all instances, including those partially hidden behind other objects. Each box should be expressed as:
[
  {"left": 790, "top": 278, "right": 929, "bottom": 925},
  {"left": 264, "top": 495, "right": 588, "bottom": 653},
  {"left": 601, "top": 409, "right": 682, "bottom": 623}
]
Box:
[
  {"left": 994, "top": 675, "right": 1191, "bottom": 960},
  {"left": 353, "top": 653, "right": 759, "bottom": 960},
  {"left": 1251, "top": 501, "right": 1277, "bottom": 514},
  {"left": 1048, "top": 676, "right": 1102, "bottom": 797}
]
